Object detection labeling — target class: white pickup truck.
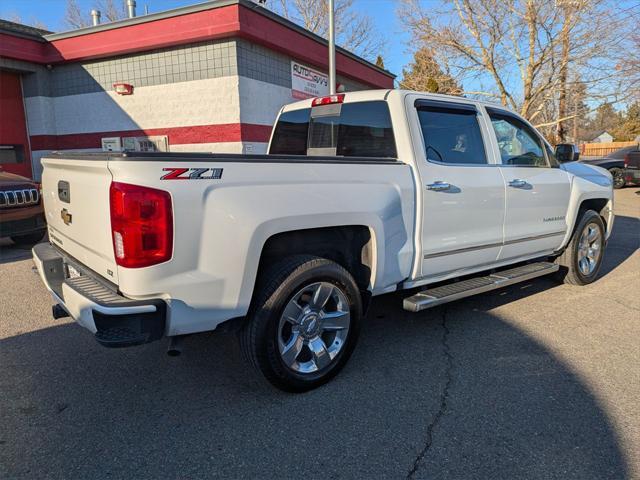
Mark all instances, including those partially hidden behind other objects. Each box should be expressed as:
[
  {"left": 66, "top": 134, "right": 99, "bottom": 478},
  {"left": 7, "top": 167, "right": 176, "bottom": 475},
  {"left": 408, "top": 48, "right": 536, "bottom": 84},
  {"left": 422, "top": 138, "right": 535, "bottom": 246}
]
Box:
[{"left": 33, "top": 90, "right": 614, "bottom": 391}]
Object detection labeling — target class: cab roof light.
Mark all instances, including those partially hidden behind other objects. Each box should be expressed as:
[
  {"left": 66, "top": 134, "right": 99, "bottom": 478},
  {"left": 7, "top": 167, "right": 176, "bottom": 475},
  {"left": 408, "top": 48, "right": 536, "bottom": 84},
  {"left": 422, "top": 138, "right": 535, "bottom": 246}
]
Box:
[{"left": 312, "top": 94, "right": 345, "bottom": 107}]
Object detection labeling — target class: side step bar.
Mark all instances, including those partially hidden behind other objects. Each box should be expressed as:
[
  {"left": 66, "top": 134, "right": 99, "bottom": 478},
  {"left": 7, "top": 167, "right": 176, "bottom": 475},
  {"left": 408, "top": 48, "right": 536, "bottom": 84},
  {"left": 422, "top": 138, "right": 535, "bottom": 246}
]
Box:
[{"left": 403, "top": 262, "right": 559, "bottom": 312}]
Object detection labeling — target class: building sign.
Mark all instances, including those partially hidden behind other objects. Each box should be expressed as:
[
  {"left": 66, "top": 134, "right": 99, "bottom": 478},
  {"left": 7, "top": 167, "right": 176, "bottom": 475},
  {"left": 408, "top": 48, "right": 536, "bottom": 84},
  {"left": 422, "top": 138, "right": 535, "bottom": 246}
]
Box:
[
  {"left": 101, "top": 137, "right": 122, "bottom": 152},
  {"left": 291, "top": 61, "right": 329, "bottom": 99},
  {"left": 122, "top": 135, "right": 169, "bottom": 152}
]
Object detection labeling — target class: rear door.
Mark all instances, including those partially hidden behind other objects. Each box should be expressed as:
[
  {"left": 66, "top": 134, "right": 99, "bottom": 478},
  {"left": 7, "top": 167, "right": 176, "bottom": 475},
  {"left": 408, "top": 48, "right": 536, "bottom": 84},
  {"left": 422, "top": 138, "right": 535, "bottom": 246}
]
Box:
[
  {"left": 41, "top": 156, "right": 119, "bottom": 284},
  {"left": 409, "top": 97, "right": 506, "bottom": 278},
  {"left": 484, "top": 107, "right": 571, "bottom": 260}
]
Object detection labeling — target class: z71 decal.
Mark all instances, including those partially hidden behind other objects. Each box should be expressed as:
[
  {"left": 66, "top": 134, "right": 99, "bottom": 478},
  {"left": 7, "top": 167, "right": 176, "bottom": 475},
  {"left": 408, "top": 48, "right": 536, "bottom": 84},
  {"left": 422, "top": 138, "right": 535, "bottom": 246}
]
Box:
[{"left": 161, "top": 167, "right": 223, "bottom": 180}]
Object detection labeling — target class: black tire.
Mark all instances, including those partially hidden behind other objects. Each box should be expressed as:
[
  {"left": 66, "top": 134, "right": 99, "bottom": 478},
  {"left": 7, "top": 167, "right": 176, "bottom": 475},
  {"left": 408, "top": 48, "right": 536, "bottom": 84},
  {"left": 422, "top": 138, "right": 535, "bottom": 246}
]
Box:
[
  {"left": 240, "top": 255, "right": 362, "bottom": 392},
  {"left": 610, "top": 167, "right": 626, "bottom": 189},
  {"left": 554, "top": 210, "right": 606, "bottom": 285},
  {"left": 10, "top": 231, "right": 45, "bottom": 246}
]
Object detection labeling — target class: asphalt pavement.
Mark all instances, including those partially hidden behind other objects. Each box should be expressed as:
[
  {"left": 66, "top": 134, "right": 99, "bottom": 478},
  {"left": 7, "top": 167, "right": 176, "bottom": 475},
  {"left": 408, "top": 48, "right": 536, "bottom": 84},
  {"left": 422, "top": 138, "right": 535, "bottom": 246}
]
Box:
[{"left": 1, "top": 188, "right": 638, "bottom": 479}]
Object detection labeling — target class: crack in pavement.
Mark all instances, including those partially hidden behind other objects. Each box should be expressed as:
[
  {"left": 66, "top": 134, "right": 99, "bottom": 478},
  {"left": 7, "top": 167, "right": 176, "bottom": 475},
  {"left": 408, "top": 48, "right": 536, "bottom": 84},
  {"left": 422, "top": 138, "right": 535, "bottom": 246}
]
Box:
[{"left": 407, "top": 307, "right": 453, "bottom": 480}]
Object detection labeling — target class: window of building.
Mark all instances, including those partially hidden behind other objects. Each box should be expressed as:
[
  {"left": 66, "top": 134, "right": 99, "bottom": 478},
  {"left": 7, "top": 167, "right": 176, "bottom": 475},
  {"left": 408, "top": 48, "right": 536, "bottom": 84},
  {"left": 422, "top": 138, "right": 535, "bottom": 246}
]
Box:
[
  {"left": 416, "top": 104, "right": 487, "bottom": 165},
  {"left": 0, "top": 145, "right": 24, "bottom": 164}
]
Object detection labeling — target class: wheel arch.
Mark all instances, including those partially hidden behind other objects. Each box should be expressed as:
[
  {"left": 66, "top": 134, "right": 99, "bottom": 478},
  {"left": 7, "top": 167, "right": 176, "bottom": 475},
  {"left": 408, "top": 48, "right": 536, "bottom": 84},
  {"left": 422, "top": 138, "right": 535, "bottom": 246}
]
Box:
[{"left": 253, "top": 225, "right": 377, "bottom": 312}]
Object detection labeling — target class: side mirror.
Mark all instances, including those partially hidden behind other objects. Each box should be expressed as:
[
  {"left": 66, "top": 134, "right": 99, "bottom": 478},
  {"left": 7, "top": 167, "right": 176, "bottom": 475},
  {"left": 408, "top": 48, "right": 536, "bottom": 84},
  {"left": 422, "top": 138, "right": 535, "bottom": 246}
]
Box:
[{"left": 555, "top": 143, "right": 580, "bottom": 163}]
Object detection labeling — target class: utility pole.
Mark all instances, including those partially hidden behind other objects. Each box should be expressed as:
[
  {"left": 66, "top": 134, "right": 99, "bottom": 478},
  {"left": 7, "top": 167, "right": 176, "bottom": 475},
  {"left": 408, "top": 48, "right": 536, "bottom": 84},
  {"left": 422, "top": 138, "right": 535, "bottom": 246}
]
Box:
[{"left": 328, "top": 0, "right": 336, "bottom": 94}]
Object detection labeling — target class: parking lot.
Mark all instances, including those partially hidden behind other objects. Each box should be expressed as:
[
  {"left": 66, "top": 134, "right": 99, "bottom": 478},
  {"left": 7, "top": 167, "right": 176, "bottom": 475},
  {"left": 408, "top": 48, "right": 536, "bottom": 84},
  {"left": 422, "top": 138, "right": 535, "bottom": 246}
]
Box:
[{"left": 0, "top": 188, "right": 638, "bottom": 479}]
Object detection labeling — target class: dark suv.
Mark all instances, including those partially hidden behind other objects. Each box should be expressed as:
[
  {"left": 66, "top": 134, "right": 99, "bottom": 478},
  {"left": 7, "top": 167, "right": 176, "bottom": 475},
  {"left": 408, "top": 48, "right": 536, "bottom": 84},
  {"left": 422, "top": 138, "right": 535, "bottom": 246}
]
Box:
[
  {"left": 0, "top": 170, "right": 46, "bottom": 245},
  {"left": 581, "top": 144, "right": 640, "bottom": 189}
]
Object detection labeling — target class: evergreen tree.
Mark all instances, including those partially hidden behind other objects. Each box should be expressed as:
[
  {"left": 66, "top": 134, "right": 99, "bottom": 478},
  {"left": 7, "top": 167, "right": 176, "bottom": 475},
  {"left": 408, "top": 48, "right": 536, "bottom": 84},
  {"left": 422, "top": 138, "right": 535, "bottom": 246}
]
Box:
[{"left": 400, "top": 48, "right": 461, "bottom": 95}]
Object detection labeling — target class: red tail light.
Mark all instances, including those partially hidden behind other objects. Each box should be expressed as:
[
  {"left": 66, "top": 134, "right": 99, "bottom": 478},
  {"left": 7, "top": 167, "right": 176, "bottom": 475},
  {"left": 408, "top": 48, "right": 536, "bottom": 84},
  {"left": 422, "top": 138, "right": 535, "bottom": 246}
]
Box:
[
  {"left": 109, "top": 182, "right": 173, "bottom": 268},
  {"left": 312, "top": 94, "right": 345, "bottom": 107},
  {"left": 624, "top": 154, "right": 629, "bottom": 168}
]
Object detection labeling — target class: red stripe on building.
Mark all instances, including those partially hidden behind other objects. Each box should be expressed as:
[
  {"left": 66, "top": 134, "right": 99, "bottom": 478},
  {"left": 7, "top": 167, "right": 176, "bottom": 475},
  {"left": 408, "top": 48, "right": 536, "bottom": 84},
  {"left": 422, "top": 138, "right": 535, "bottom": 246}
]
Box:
[
  {"left": 48, "top": 6, "right": 241, "bottom": 63},
  {"left": 0, "top": 33, "right": 57, "bottom": 63},
  {"left": 30, "top": 123, "right": 272, "bottom": 151},
  {"left": 237, "top": 7, "right": 393, "bottom": 88},
  {"left": 0, "top": 4, "right": 392, "bottom": 88}
]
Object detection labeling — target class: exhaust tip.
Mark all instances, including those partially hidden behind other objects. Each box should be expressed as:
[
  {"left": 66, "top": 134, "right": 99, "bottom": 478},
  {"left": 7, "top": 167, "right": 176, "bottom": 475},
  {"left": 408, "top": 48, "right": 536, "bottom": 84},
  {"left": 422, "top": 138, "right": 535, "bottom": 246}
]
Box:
[{"left": 167, "top": 336, "right": 184, "bottom": 357}]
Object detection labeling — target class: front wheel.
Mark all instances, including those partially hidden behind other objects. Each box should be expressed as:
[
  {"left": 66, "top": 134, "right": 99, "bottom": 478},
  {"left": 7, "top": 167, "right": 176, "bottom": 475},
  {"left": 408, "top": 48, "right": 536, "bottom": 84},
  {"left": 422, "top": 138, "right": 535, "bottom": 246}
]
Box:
[
  {"left": 610, "top": 167, "right": 626, "bottom": 189},
  {"left": 240, "top": 255, "right": 362, "bottom": 392},
  {"left": 554, "top": 210, "right": 606, "bottom": 285}
]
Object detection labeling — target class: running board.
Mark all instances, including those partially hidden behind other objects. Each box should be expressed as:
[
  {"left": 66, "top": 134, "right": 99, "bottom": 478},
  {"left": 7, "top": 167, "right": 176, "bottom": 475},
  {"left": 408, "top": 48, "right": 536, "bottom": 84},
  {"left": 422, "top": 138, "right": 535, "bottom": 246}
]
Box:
[{"left": 403, "top": 262, "right": 559, "bottom": 312}]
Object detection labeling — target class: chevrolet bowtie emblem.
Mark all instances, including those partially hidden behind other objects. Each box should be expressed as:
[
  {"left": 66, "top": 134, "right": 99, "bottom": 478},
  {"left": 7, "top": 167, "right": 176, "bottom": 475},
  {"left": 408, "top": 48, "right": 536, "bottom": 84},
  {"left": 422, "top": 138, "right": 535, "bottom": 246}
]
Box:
[{"left": 61, "top": 208, "right": 72, "bottom": 225}]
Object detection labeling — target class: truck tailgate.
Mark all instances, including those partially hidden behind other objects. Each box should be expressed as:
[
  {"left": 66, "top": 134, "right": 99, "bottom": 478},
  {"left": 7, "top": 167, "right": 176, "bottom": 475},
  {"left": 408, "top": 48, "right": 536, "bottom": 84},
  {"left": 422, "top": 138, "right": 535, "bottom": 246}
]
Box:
[{"left": 41, "top": 156, "right": 119, "bottom": 284}]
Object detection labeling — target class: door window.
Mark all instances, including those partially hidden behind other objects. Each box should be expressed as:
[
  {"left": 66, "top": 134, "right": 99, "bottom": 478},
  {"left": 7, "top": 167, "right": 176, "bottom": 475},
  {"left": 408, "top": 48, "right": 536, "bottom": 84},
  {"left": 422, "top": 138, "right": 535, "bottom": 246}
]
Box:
[
  {"left": 416, "top": 105, "right": 487, "bottom": 165},
  {"left": 487, "top": 109, "right": 547, "bottom": 167}
]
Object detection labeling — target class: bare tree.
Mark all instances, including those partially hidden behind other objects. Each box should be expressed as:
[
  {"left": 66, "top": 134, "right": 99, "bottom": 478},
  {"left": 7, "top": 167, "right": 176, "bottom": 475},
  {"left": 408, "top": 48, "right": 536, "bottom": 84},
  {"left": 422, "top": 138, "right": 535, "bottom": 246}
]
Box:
[
  {"left": 398, "top": 0, "right": 635, "bottom": 130},
  {"left": 269, "top": 0, "right": 384, "bottom": 61},
  {"left": 64, "top": 0, "right": 127, "bottom": 29},
  {"left": 2, "top": 12, "right": 49, "bottom": 30},
  {"left": 64, "top": 0, "right": 90, "bottom": 29},
  {"left": 97, "top": 0, "right": 127, "bottom": 22}
]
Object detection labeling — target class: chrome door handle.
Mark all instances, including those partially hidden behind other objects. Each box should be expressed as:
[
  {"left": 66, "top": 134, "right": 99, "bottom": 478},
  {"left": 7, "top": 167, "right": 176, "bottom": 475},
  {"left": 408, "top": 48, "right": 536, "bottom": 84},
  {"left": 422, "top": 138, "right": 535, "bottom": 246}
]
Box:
[
  {"left": 509, "top": 179, "right": 527, "bottom": 188},
  {"left": 427, "top": 181, "right": 451, "bottom": 191}
]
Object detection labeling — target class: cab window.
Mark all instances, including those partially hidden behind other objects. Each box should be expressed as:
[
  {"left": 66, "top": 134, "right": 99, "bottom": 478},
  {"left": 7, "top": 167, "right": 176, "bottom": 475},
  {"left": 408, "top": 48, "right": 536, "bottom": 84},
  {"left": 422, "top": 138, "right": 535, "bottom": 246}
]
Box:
[
  {"left": 416, "top": 103, "right": 488, "bottom": 165},
  {"left": 487, "top": 109, "right": 547, "bottom": 167}
]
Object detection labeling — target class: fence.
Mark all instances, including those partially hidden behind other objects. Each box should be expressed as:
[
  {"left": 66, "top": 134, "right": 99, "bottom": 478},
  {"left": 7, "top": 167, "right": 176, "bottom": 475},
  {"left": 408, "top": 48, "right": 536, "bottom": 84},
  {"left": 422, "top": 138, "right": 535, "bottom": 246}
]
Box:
[{"left": 580, "top": 141, "right": 638, "bottom": 157}]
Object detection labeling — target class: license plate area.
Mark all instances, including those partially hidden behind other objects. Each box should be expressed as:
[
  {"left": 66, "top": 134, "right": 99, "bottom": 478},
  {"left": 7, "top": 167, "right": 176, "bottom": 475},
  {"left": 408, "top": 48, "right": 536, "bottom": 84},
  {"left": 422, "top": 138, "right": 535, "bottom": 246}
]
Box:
[{"left": 65, "top": 263, "right": 82, "bottom": 279}]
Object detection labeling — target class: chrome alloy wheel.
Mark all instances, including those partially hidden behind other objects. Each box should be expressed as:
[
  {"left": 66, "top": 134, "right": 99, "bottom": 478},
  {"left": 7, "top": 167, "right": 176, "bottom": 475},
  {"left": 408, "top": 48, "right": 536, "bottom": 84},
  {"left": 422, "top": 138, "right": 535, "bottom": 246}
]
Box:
[
  {"left": 577, "top": 222, "right": 602, "bottom": 276},
  {"left": 277, "top": 282, "right": 351, "bottom": 374}
]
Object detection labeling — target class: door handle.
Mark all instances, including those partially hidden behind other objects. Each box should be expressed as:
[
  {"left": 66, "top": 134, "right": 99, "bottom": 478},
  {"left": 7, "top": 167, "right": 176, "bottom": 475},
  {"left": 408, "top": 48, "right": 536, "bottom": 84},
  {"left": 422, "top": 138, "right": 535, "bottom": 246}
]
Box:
[
  {"left": 427, "top": 181, "right": 451, "bottom": 191},
  {"left": 509, "top": 179, "right": 527, "bottom": 188}
]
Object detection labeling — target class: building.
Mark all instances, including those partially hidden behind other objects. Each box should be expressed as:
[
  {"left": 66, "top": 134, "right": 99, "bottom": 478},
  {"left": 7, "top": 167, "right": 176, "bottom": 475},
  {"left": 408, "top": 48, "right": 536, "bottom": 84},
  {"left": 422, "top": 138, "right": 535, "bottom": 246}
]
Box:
[
  {"left": 589, "top": 131, "right": 614, "bottom": 143},
  {"left": 0, "top": 0, "right": 394, "bottom": 180}
]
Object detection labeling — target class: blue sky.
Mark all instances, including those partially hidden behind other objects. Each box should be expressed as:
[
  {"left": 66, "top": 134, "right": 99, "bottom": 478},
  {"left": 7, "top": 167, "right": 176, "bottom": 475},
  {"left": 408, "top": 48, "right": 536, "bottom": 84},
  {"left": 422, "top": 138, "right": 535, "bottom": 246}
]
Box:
[{"left": 0, "top": 0, "right": 412, "bottom": 77}]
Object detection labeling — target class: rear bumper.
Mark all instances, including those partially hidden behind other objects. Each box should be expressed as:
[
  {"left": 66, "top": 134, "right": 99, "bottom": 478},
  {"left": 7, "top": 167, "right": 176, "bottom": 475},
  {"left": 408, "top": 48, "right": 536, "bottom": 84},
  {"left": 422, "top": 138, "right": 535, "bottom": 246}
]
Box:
[
  {"left": 32, "top": 242, "right": 166, "bottom": 348},
  {"left": 626, "top": 169, "right": 640, "bottom": 184}
]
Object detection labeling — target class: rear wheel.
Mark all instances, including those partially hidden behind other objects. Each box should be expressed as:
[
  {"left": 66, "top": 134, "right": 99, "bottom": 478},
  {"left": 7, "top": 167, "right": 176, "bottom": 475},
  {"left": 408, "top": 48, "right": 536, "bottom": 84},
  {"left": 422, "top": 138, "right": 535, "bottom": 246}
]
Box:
[
  {"left": 240, "top": 255, "right": 362, "bottom": 392},
  {"left": 11, "top": 231, "right": 45, "bottom": 246},
  {"left": 554, "top": 210, "right": 605, "bottom": 285},
  {"left": 610, "top": 167, "right": 626, "bottom": 189}
]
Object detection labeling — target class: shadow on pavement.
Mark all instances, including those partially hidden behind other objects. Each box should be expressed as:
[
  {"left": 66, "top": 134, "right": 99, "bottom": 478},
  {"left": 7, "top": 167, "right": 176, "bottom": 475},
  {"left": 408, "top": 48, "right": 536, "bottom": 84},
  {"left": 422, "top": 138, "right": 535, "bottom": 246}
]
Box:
[
  {"left": 0, "top": 280, "right": 629, "bottom": 479},
  {"left": 1, "top": 212, "right": 635, "bottom": 479}
]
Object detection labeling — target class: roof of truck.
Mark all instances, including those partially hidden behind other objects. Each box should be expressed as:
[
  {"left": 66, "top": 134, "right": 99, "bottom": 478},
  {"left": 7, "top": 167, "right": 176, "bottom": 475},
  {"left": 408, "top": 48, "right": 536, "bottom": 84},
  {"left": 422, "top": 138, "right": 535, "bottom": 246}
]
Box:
[{"left": 281, "top": 89, "right": 508, "bottom": 113}]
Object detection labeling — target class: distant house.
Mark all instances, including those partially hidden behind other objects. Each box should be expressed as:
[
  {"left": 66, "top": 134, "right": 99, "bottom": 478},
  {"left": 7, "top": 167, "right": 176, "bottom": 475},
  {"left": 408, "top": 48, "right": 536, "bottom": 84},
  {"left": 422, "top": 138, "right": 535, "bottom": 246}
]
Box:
[{"left": 589, "top": 131, "right": 614, "bottom": 143}]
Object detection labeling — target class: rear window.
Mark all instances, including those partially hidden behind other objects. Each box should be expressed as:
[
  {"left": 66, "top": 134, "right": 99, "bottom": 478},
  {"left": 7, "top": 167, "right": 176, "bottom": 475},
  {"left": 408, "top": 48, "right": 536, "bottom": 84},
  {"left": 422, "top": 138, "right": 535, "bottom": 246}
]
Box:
[
  {"left": 268, "top": 108, "right": 310, "bottom": 155},
  {"left": 269, "top": 101, "right": 397, "bottom": 158}
]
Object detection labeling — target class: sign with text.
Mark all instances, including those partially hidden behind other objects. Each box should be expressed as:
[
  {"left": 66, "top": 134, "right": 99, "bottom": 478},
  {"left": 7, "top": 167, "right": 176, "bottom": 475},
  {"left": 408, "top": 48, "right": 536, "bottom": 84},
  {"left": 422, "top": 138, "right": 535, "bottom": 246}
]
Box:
[{"left": 291, "top": 61, "right": 329, "bottom": 99}]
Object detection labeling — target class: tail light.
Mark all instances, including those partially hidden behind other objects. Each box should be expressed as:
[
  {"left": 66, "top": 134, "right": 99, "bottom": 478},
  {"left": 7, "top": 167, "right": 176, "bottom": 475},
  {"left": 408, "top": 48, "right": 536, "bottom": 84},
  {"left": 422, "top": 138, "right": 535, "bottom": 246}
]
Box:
[
  {"left": 109, "top": 182, "right": 173, "bottom": 268},
  {"left": 312, "top": 94, "right": 345, "bottom": 107},
  {"left": 624, "top": 154, "right": 629, "bottom": 168}
]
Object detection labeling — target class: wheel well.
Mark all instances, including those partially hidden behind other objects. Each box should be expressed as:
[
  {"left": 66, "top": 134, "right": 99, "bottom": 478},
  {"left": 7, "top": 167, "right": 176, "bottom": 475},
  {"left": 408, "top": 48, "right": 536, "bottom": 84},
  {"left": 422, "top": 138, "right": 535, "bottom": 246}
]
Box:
[
  {"left": 575, "top": 198, "right": 610, "bottom": 233},
  {"left": 257, "top": 225, "right": 374, "bottom": 296}
]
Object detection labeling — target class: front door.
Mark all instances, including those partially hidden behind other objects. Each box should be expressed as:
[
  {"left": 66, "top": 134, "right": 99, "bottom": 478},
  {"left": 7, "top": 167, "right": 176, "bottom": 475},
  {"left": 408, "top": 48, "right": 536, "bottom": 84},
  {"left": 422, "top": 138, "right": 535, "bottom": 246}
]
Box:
[
  {"left": 485, "top": 108, "right": 571, "bottom": 260},
  {"left": 411, "top": 98, "right": 506, "bottom": 279}
]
